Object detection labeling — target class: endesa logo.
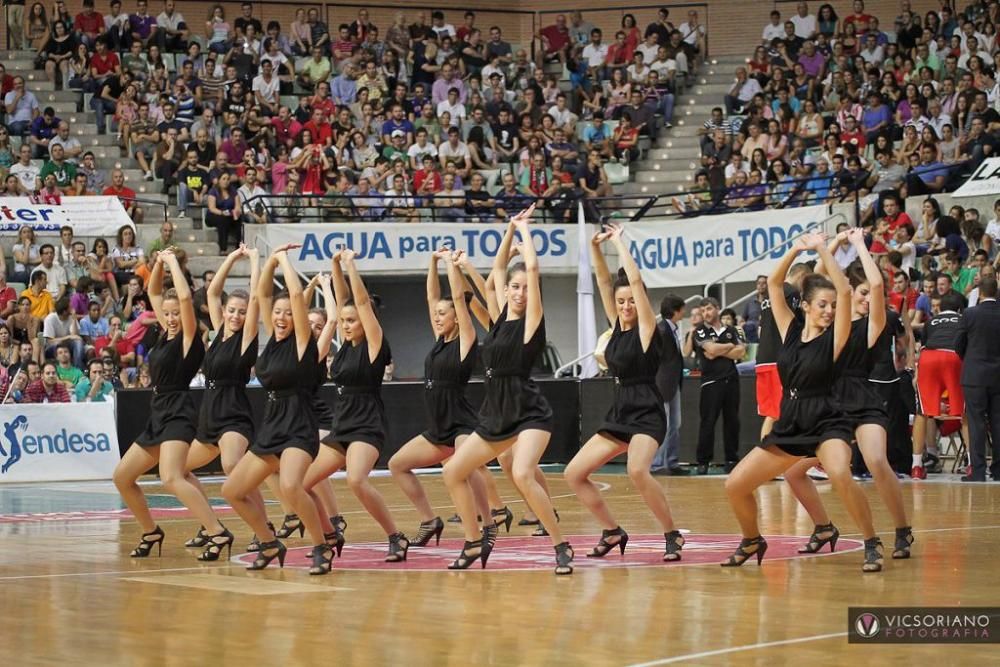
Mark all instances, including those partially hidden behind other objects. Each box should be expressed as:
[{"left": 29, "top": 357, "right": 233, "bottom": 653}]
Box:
[{"left": 0, "top": 414, "right": 112, "bottom": 474}]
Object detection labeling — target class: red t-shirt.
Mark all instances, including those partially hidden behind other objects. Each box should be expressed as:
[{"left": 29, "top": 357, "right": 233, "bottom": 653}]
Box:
[
  {"left": 311, "top": 97, "right": 337, "bottom": 120},
  {"left": 74, "top": 12, "right": 105, "bottom": 35},
  {"left": 300, "top": 158, "right": 324, "bottom": 195},
  {"left": 886, "top": 211, "right": 913, "bottom": 234},
  {"left": 413, "top": 169, "right": 442, "bottom": 194},
  {"left": 91, "top": 52, "right": 121, "bottom": 77},
  {"left": 0, "top": 286, "right": 17, "bottom": 314},
  {"left": 843, "top": 13, "right": 873, "bottom": 31},
  {"left": 840, "top": 130, "right": 867, "bottom": 149},
  {"left": 303, "top": 120, "right": 334, "bottom": 146},
  {"left": 94, "top": 336, "right": 136, "bottom": 357},
  {"left": 270, "top": 117, "right": 302, "bottom": 144},
  {"left": 0, "top": 74, "right": 13, "bottom": 98},
  {"left": 540, "top": 25, "right": 570, "bottom": 53},
  {"left": 103, "top": 185, "right": 137, "bottom": 206},
  {"left": 888, "top": 288, "right": 918, "bottom": 315}
]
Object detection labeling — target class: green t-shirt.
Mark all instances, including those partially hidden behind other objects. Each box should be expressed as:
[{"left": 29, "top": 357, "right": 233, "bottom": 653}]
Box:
[
  {"left": 951, "top": 267, "right": 977, "bottom": 295},
  {"left": 39, "top": 160, "right": 77, "bottom": 188},
  {"left": 56, "top": 364, "right": 83, "bottom": 386}
]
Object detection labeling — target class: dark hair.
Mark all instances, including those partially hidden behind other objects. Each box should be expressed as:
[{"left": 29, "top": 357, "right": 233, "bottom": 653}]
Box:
[
  {"left": 660, "top": 294, "right": 684, "bottom": 320},
  {"left": 720, "top": 307, "right": 737, "bottom": 321},
  {"left": 88, "top": 358, "right": 103, "bottom": 372},
  {"left": 935, "top": 215, "right": 961, "bottom": 239},
  {"left": 226, "top": 289, "right": 250, "bottom": 305},
  {"left": 76, "top": 276, "right": 93, "bottom": 294},
  {"left": 272, "top": 289, "right": 290, "bottom": 302},
  {"left": 612, "top": 268, "right": 631, "bottom": 292},
  {"left": 846, "top": 262, "right": 869, "bottom": 289},
  {"left": 801, "top": 273, "right": 835, "bottom": 302},
  {"left": 940, "top": 291, "right": 964, "bottom": 312},
  {"left": 55, "top": 341, "right": 72, "bottom": 354},
  {"left": 980, "top": 277, "right": 998, "bottom": 299},
  {"left": 440, "top": 292, "right": 474, "bottom": 307},
  {"left": 41, "top": 361, "right": 58, "bottom": 374},
  {"left": 698, "top": 297, "right": 719, "bottom": 308},
  {"left": 505, "top": 261, "right": 527, "bottom": 284}
]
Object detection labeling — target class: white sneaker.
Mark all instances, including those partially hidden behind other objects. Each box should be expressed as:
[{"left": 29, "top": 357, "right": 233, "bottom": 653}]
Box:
[
  {"left": 806, "top": 466, "right": 829, "bottom": 480},
  {"left": 144, "top": 171, "right": 154, "bottom": 181},
  {"left": 177, "top": 210, "right": 187, "bottom": 219}
]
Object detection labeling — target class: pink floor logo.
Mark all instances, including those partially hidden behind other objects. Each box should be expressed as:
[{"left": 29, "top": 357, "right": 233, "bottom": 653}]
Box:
[{"left": 231, "top": 533, "right": 864, "bottom": 571}]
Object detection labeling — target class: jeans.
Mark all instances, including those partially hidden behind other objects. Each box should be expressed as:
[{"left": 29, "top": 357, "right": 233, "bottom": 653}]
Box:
[
  {"left": 651, "top": 392, "right": 682, "bottom": 470},
  {"left": 177, "top": 182, "right": 192, "bottom": 213},
  {"left": 657, "top": 93, "right": 675, "bottom": 123},
  {"left": 89, "top": 97, "right": 116, "bottom": 134}
]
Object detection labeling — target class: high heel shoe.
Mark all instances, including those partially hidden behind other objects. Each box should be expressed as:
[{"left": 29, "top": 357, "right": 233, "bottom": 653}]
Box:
[
  {"left": 484, "top": 523, "right": 498, "bottom": 551},
  {"left": 274, "top": 513, "right": 305, "bottom": 539},
  {"left": 410, "top": 517, "right": 445, "bottom": 547},
  {"left": 554, "top": 542, "right": 574, "bottom": 575},
  {"left": 720, "top": 536, "right": 768, "bottom": 567},
  {"left": 198, "top": 527, "right": 234, "bottom": 562},
  {"left": 663, "top": 530, "right": 685, "bottom": 562},
  {"left": 798, "top": 522, "right": 840, "bottom": 554},
  {"left": 184, "top": 526, "right": 209, "bottom": 548},
  {"left": 246, "top": 521, "right": 275, "bottom": 553},
  {"left": 863, "top": 537, "right": 884, "bottom": 572},
  {"left": 892, "top": 526, "right": 913, "bottom": 559},
  {"left": 586, "top": 526, "right": 629, "bottom": 558},
  {"left": 448, "top": 537, "right": 488, "bottom": 570},
  {"left": 491, "top": 506, "right": 514, "bottom": 533},
  {"left": 531, "top": 509, "right": 560, "bottom": 537},
  {"left": 330, "top": 514, "right": 347, "bottom": 536},
  {"left": 246, "top": 539, "right": 287, "bottom": 570},
  {"left": 309, "top": 543, "right": 334, "bottom": 575},
  {"left": 130, "top": 526, "right": 165, "bottom": 558},
  {"left": 385, "top": 532, "right": 410, "bottom": 563}
]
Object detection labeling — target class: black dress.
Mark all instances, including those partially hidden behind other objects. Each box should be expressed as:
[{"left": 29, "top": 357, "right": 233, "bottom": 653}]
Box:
[
  {"left": 421, "top": 335, "right": 479, "bottom": 446},
  {"left": 762, "top": 320, "right": 853, "bottom": 456},
  {"left": 311, "top": 352, "right": 336, "bottom": 442},
  {"left": 598, "top": 319, "right": 667, "bottom": 444},
  {"left": 135, "top": 333, "right": 206, "bottom": 447},
  {"left": 833, "top": 317, "right": 889, "bottom": 430},
  {"left": 476, "top": 306, "right": 553, "bottom": 441},
  {"left": 196, "top": 330, "right": 257, "bottom": 444},
  {"left": 328, "top": 337, "right": 392, "bottom": 448},
  {"left": 250, "top": 334, "right": 320, "bottom": 458}
]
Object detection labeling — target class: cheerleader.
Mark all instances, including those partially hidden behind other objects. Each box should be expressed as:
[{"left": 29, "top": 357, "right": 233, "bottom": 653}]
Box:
[
  {"left": 112, "top": 249, "right": 221, "bottom": 559},
  {"left": 442, "top": 205, "right": 574, "bottom": 575},
  {"left": 388, "top": 249, "right": 493, "bottom": 546},
  {"left": 564, "top": 224, "right": 683, "bottom": 561},
  {"left": 783, "top": 231, "right": 912, "bottom": 562},
  {"left": 182, "top": 245, "right": 262, "bottom": 554},
  {"left": 220, "top": 245, "right": 333, "bottom": 575},
  {"left": 301, "top": 249, "right": 410, "bottom": 563},
  {"left": 723, "top": 231, "right": 883, "bottom": 572}
]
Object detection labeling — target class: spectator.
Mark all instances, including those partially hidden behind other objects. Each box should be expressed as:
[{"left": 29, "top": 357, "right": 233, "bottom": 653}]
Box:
[
  {"left": 75, "top": 358, "right": 115, "bottom": 402},
  {"left": 725, "top": 67, "right": 762, "bottom": 116},
  {"left": 22, "top": 361, "right": 70, "bottom": 403},
  {"left": 28, "top": 106, "right": 60, "bottom": 158},
  {"left": 33, "top": 245, "right": 67, "bottom": 301},
  {"left": 103, "top": 169, "right": 144, "bottom": 224},
  {"left": 3, "top": 76, "right": 40, "bottom": 137},
  {"left": 42, "top": 297, "right": 84, "bottom": 368},
  {"left": 53, "top": 342, "right": 82, "bottom": 388},
  {"left": 110, "top": 225, "right": 145, "bottom": 287}
]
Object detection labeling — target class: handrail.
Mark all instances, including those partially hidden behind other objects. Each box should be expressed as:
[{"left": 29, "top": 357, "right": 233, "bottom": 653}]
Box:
[
  {"left": 703, "top": 210, "right": 848, "bottom": 306},
  {"left": 131, "top": 196, "right": 169, "bottom": 226},
  {"left": 554, "top": 351, "right": 595, "bottom": 379}
]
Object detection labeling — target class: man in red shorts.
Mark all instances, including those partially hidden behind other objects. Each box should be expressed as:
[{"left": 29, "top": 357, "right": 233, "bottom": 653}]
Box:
[
  {"left": 912, "top": 291, "right": 967, "bottom": 479},
  {"left": 755, "top": 262, "right": 810, "bottom": 437}
]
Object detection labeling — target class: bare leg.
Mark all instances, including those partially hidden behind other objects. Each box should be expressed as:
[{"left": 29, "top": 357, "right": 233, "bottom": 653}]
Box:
[
  {"left": 856, "top": 424, "right": 908, "bottom": 528},
  {"left": 477, "top": 465, "right": 504, "bottom": 510},
  {"left": 444, "top": 434, "right": 510, "bottom": 541},
  {"left": 815, "top": 440, "right": 876, "bottom": 540},
  {"left": 277, "top": 448, "right": 327, "bottom": 545},
  {"left": 302, "top": 445, "right": 347, "bottom": 535},
  {"left": 626, "top": 436, "right": 678, "bottom": 532},
  {"left": 265, "top": 473, "right": 294, "bottom": 515},
  {"left": 112, "top": 443, "right": 160, "bottom": 533},
  {"left": 760, "top": 416, "right": 776, "bottom": 440},
  {"left": 564, "top": 434, "right": 625, "bottom": 530},
  {"left": 158, "top": 441, "right": 224, "bottom": 533},
  {"left": 222, "top": 452, "right": 279, "bottom": 538},
  {"left": 724, "top": 446, "right": 801, "bottom": 537},
  {"left": 344, "top": 442, "right": 398, "bottom": 536},
  {"left": 784, "top": 456, "right": 832, "bottom": 526},
  {"left": 313, "top": 479, "right": 340, "bottom": 519},
  {"left": 510, "top": 430, "right": 562, "bottom": 546},
  {"left": 388, "top": 434, "right": 450, "bottom": 521}
]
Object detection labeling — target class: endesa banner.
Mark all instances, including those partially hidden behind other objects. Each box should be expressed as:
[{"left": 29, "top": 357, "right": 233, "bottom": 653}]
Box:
[
  {"left": 257, "top": 223, "right": 590, "bottom": 273},
  {"left": 0, "top": 196, "right": 135, "bottom": 236},
  {"left": 0, "top": 402, "right": 120, "bottom": 483},
  {"left": 625, "top": 205, "right": 831, "bottom": 287}
]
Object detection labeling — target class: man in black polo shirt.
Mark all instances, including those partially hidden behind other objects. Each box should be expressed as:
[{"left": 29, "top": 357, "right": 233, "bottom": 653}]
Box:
[{"left": 693, "top": 297, "right": 745, "bottom": 474}]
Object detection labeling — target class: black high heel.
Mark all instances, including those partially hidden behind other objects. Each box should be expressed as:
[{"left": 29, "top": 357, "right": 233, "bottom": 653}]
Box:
[
  {"left": 411, "top": 517, "right": 445, "bottom": 547},
  {"left": 491, "top": 506, "right": 514, "bottom": 533},
  {"left": 517, "top": 516, "right": 539, "bottom": 526},
  {"left": 531, "top": 509, "right": 560, "bottom": 537},
  {"left": 663, "top": 530, "right": 685, "bottom": 562},
  {"left": 198, "top": 527, "right": 234, "bottom": 562},
  {"left": 720, "top": 536, "right": 768, "bottom": 567},
  {"left": 385, "top": 532, "right": 410, "bottom": 562},
  {"left": 274, "top": 513, "right": 305, "bottom": 539},
  {"left": 330, "top": 514, "right": 347, "bottom": 535},
  {"left": 309, "top": 543, "right": 334, "bottom": 575},
  {"left": 892, "top": 526, "right": 913, "bottom": 559},
  {"left": 863, "top": 537, "right": 884, "bottom": 572},
  {"left": 484, "top": 523, "right": 498, "bottom": 551},
  {"left": 586, "top": 526, "right": 629, "bottom": 558},
  {"left": 246, "top": 521, "right": 275, "bottom": 553},
  {"left": 130, "top": 526, "right": 165, "bottom": 558},
  {"left": 246, "top": 539, "right": 287, "bottom": 570},
  {"left": 448, "top": 538, "right": 488, "bottom": 570},
  {"left": 798, "top": 522, "right": 840, "bottom": 553},
  {"left": 554, "top": 542, "right": 574, "bottom": 575},
  {"left": 184, "top": 526, "right": 209, "bottom": 548}
]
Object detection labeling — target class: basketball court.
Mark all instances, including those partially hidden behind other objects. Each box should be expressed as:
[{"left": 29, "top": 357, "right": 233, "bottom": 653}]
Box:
[{"left": 2, "top": 469, "right": 997, "bottom": 664}]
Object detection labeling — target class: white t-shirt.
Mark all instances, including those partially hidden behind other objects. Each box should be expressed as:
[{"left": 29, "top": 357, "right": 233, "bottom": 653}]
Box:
[
  {"left": 790, "top": 14, "right": 817, "bottom": 39},
  {"left": 9, "top": 163, "right": 39, "bottom": 192},
  {"left": 43, "top": 312, "right": 75, "bottom": 338},
  {"left": 678, "top": 22, "right": 705, "bottom": 46},
  {"left": 582, "top": 43, "right": 609, "bottom": 68},
  {"left": 636, "top": 43, "right": 660, "bottom": 64},
  {"left": 407, "top": 142, "right": 438, "bottom": 162},
  {"left": 35, "top": 264, "right": 67, "bottom": 297},
  {"left": 436, "top": 100, "right": 466, "bottom": 126},
  {"left": 897, "top": 241, "right": 916, "bottom": 274},
  {"left": 548, "top": 107, "right": 578, "bottom": 129},
  {"left": 438, "top": 141, "right": 471, "bottom": 164},
  {"left": 985, "top": 218, "right": 1000, "bottom": 243},
  {"left": 762, "top": 23, "right": 785, "bottom": 42},
  {"left": 252, "top": 75, "right": 280, "bottom": 105},
  {"left": 110, "top": 246, "right": 144, "bottom": 271}
]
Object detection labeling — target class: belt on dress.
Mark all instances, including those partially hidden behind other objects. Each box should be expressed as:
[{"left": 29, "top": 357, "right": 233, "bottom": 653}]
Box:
[
  {"left": 206, "top": 379, "right": 241, "bottom": 389},
  {"left": 424, "top": 379, "right": 462, "bottom": 389},
  {"left": 267, "top": 387, "right": 301, "bottom": 400},
  {"left": 613, "top": 376, "right": 656, "bottom": 387},
  {"left": 153, "top": 384, "right": 187, "bottom": 394},
  {"left": 839, "top": 369, "right": 869, "bottom": 379},
  {"left": 484, "top": 368, "right": 528, "bottom": 380},
  {"left": 786, "top": 387, "right": 828, "bottom": 400},
  {"left": 333, "top": 384, "right": 378, "bottom": 396}
]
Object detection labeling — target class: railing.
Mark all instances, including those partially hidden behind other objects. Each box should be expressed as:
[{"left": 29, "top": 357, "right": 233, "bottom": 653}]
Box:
[{"left": 132, "top": 196, "right": 170, "bottom": 227}]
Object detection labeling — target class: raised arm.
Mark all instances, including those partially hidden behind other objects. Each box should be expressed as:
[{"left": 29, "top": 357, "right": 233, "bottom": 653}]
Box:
[
  {"left": 590, "top": 229, "right": 616, "bottom": 326},
  {"left": 302, "top": 273, "right": 321, "bottom": 305},
  {"left": 341, "top": 249, "right": 383, "bottom": 363},
  {"left": 768, "top": 243, "right": 805, "bottom": 341},
  {"left": 454, "top": 250, "right": 493, "bottom": 328},
  {"left": 846, "top": 228, "right": 885, "bottom": 347},
  {"left": 162, "top": 250, "right": 198, "bottom": 352},
  {"left": 257, "top": 244, "right": 296, "bottom": 338},
  {"left": 445, "top": 253, "right": 477, "bottom": 361},
  {"left": 276, "top": 250, "right": 312, "bottom": 358},
  {"left": 608, "top": 223, "right": 656, "bottom": 351},
  {"left": 315, "top": 273, "right": 337, "bottom": 360},
  {"left": 208, "top": 247, "right": 245, "bottom": 332},
  {"left": 147, "top": 252, "right": 166, "bottom": 328},
  {"left": 491, "top": 216, "right": 519, "bottom": 312},
  {"left": 330, "top": 248, "right": 350, "bottom": 311},
  {"left": 426, "top": 249, "right": 444, "bottom": 333},
  {"left": 812, "top": 236, "right": 852, "bottom": 361},
  {"left": 511, "top": 204, "right": 543, "bottom": 342}
]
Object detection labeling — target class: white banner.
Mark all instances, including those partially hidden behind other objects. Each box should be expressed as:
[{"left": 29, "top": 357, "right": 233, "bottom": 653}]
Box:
[
  {"left": 625, "top": 205, "right": 831, "bottom": 287},
  {"left": 0, "top": 402, "right": 120, "bottom": 483},
  {"left": 0, "top": 196, "right": 135, "bottom": 236},
  {"left": 951, "top": 157, "right": 1000, "bottom": 198},
  {"left": 257, "top": 222, "right": 591, "bottom": 273}
]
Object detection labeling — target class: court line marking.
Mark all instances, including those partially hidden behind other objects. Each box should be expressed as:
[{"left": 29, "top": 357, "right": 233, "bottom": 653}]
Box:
[
  {"left": 0, "top": 565, "right": 228, "bottom": 582},
  {"left": 625, "top": 632, "right": 848, "bottom": 666}
]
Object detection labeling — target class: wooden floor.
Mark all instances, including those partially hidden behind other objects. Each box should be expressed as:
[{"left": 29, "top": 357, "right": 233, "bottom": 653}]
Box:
[{"left": 1, "top": 469, "right": 998, "bottom": 665}]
